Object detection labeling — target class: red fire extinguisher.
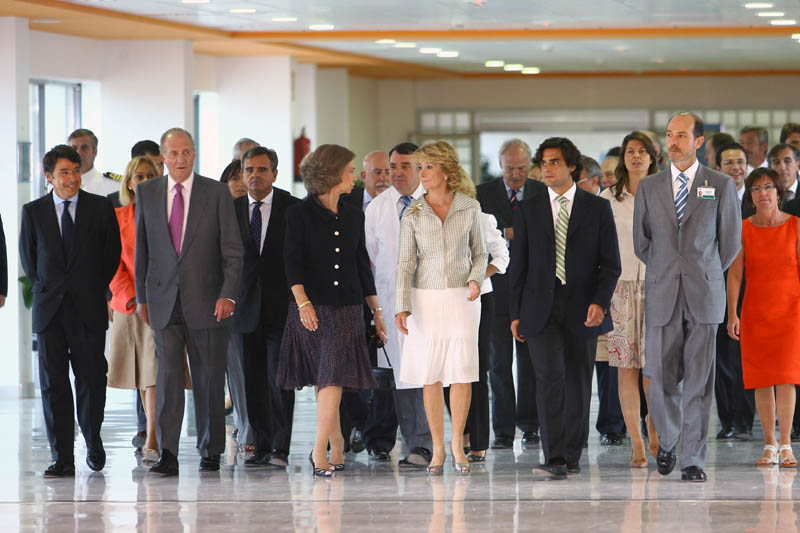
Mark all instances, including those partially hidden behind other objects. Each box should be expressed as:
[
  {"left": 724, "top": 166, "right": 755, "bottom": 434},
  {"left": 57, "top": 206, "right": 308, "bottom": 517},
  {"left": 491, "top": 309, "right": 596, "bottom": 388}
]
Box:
[{"left": 294, "top": 127, "right": 310, "bottom": 182}]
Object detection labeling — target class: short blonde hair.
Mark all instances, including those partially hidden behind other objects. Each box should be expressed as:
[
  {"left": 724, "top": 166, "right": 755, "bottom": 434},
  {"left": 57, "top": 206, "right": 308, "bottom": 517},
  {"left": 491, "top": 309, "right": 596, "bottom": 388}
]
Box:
[
  {"left": 120, "top": 156, "right": 158, "bottom": 206},
  {"left": 412, "top": 140, "right": 475, "bottom": 197},
  {"left": 301, "top": 144, "right": 355, "bottom": 195}
]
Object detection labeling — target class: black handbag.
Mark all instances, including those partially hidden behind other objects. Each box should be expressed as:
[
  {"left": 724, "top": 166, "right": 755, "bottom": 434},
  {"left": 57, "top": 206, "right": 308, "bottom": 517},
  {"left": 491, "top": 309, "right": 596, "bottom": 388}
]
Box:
[{"left": 367, "top": 326, "right": 395, "bottom": 390}]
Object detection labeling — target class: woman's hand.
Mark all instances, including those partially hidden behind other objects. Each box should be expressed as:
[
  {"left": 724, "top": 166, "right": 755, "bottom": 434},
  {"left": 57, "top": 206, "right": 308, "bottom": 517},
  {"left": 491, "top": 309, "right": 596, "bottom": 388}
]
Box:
[
  {"left": 467, "top": 280, "right": 480, "bottom": 301},
  {"left": 374, "top": 314, "right": 388, "bottom": 343},
  {"left": 396, "top": 312, "right": 409, "bottom": 335},
  {"left": 126, "top": 298, "right": 137, "bottom": 311},
  {"left": 727, "top": 315, "right": 740, "bottom": 341},
  {"left": 300, "top": 303, "right": 319, "bottom": 331}
]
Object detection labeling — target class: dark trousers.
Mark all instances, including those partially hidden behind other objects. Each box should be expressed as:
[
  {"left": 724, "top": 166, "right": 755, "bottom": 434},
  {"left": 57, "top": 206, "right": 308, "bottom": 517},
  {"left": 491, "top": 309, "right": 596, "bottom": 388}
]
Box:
[
  {"left": 527, "top": 285, "right": 596, "bottom": 463},
  {"left": 714, "top": 323, "right": 755, "bottom": 432},
  {"left": 469, "top": 292, "right": 494, "bottom": 451},
  {"left": 153, "top": 295, "right": 228, "bottom": 458},
  {"left": 595, "top": 362, "right": 625, "bottom": 435},
  {"left": 136, "top": 394, "right": 146, "bottom": 433},
  {"left": 242, "top": 321, "right": 294, "bottom": 454},
  {"left": 490, "top": 312, "right": 538, "bottom": 438},
  {"left": 37, "top": 294, "right": 107, "bottom": 463}
]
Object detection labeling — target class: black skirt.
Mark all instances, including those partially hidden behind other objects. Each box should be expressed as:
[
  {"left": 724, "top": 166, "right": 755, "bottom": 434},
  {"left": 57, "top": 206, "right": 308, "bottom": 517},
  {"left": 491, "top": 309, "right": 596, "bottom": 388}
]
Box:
[{"left": 277, "top": 304, "right": 377, "bottom": 391}]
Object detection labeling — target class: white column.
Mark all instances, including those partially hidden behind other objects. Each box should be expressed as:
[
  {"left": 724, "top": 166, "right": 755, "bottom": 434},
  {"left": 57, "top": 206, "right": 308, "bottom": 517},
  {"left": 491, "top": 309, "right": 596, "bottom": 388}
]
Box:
[
  {"left": 215, "top": 56, "right": 293, "bottom": 192},
  {"left": 0, "top": 18, "right": 31, "bottom": 397},
  {"left": 315, "top": 68, "right": 350, "bottom": 147}
]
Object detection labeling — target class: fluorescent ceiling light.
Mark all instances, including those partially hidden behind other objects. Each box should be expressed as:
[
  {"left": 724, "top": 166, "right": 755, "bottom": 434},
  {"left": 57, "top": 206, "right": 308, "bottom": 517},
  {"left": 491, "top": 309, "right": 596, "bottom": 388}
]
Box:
[
  {"left": 771, "top": 19, "right": 797, "bottom": 24},
  {"left": 229, "top": 8, "right": 256, "bottom": 13},
  {"left": 308, "top": 24, "right": 334, "bottom": 30},
  {"left": 394, "top": 42, "right": 417, "bottom": 48},
  {"left": 757, "top": 11, "right": 784, "bottom": 16},
  {"left": 420, "top": 48, "right": 442, "bottom": 54},
  {"left": 791, "top": 33, "right": 800, "bottom": 38},
  {"left": 375, "top": 39, "right": 396, "bottom": 44},
  {"left": 437, "top": 51, "right": 459, "bottom": 58},
  {"left": 503, "top": 64, "right": 523, "bottom": 71},
  {"left": 522, "top": 67, "right": 541, "bottom": 74},
  {"left": 485, "top": 60, "right": 505, "bottom": 67},
  {"left": 744, "top": 2, "right": 773, "bottom": 7},
  {"left": 272, "top": 17, "right": 297, "bottom": 22}
]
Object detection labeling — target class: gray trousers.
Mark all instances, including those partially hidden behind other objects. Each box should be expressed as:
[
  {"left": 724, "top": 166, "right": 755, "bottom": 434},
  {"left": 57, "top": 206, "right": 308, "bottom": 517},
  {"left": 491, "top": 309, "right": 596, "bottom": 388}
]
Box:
[
  {"left": 153, "top": 297, "right": 229, "bottom": 458},
  {"left": 226, "top": 334, "right": 253, "bottom": 446},
  {"left": 393, "top": 388, "right": 432, "bottom": 451},
  {"left": 644, "top": 283, "right": 717, "bottom": 470}
]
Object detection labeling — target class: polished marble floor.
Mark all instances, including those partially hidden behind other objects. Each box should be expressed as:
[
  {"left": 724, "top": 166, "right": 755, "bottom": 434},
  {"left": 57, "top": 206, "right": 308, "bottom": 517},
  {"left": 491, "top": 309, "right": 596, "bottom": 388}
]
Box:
[{"left": 3, "top": 386, "right": 800, "bottom": 532}]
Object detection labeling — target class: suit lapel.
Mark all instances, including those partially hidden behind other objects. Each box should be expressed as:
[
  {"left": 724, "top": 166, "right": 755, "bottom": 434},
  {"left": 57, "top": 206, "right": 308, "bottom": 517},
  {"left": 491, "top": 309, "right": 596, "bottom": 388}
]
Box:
[
  {"left": 41, "top": 194, "right": 67, "bottom": 265},
  {"left": 154, "top": 177, "right": 176, "bottom": 258},
  {"left": 656, "top": 172, "right": 679, "bottom": 227},
  {"left": 180, "top": 177, "right": 208, "bottom": 257},
  {"left": 681, "top": 166, "right": 705, "bottom": 225},
  {"left": 566, "top": 188, "right": 588, "bottom": 242},
  {"left": 66, "top": 190, "right": 89, "bottom": 266},
  {"left": 495, "top": 178, "right": 512, "bottom": 222},
  {"left": 262, "top": 196, "right": 281, "bottom": 257},
  {"left": 236, "top": 196, "right": 257, "bottom": 254},
  {"left": 540, "top": 193, "right": 555, "bottom": 242}
]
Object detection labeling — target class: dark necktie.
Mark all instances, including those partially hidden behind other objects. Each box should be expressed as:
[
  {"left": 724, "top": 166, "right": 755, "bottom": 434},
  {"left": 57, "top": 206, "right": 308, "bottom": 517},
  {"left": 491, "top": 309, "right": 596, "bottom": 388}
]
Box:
[
  {"left": 400, "top": 195, "right": 412, "bottom": 219},
  {"left": 61, "top": 200, "right": 74, "bottom": 259},
  {"left": 169, "top": 183, "right": 184, "bottom": 255},
  {"left": 250, "top": 201, "right": 263, "bottom": 252},
  {"left": 509, "top": 188, "right": 519, "bottom": 210}
]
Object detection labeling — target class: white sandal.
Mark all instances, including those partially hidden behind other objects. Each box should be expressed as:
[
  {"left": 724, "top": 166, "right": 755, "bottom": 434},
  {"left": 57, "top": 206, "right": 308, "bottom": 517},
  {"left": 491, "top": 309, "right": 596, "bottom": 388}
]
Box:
[
  {"left": 779, "top": 445, "right": 797, "bottom": 468},
  {"left": 757, "top": 444, "right": 779, "bottom": 466}
]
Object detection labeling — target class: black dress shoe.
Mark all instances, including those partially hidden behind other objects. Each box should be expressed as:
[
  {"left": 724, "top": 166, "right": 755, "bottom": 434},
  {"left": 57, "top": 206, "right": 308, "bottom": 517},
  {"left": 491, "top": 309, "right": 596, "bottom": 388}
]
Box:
[
  {"left": 200, "top": 454, "right": 221, "bottom": 472},
  {"left": 399, "top": 447, "right": 431, "bottom": 468},
  {"left": 716, "top": 427, "right": 735, "bottom": 439},
  {"left": 681, "top": 466, "right": 707, "bottom": 482},
  {"left": 566, "top": 461, "right": 581, "bottom": 474},
  {"left": 601, "top": 433, "right": 624, "bottom": 446},
  {"left": 656, "top": 446, "right": 677, "bottom": 476},
  {"left": 521, "top": 431, "right": 540, "bottom": 445},
  {"left": 268, "top": 451, "right": 289, "bottom": 468},
  {"left": 368, "top": 448, "right": 391, "bottom": 462},
  {"left": 43, "top": 461, "right": 75, "bottom": 478},
  {"left": 491, "top": 436, "right": 514, "bottom": 449},
  {"left": 350, "top": 430, "right": 365, "bottom": 454},
  {"left": 244, "top": 450, "right": 271, "bottom": 467},
  {"left": 150, "top": 449, "right": 179, "bottom": 476},
  {"left": 532, "top": 460, "right": 567, "bottom": 480},
  {"left": 86, "top": 447, "right": 106, "bottom": 472},
  {"left": 132, "top": 432, "right": 146, "bottom": 451},
  {"left": 733, "top": 429, "right": 753, "bottom": 441},
  {"left": 792, "top": 429, "right": 800, "bottom": 442}
]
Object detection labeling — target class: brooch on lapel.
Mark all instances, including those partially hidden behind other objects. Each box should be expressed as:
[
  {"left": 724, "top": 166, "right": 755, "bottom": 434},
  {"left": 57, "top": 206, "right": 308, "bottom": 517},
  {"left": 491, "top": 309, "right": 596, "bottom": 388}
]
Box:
[{"left": 406, "top": 202, "right": 423, "bottom": 216}]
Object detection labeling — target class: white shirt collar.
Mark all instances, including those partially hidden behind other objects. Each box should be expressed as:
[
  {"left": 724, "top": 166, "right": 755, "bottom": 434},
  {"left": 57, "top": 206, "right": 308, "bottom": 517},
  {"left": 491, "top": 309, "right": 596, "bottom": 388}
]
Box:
[
  {"left": 670, "top": 159, "right": 700, "bottom": 185},
  {"left": 52, "top": 189, "right": 79, "bottom": 206},
  {"left": 168, "top": 172, "right": 194, "bottom": 194},
  {"left": 248, "top": 189, "right": 273, "bottom": 206},
  {"left": 789, "top": 180, "right": 798, "bottom": 195},
  {"left": 548, "top": 181, "right": 577, "bottom": 205}
]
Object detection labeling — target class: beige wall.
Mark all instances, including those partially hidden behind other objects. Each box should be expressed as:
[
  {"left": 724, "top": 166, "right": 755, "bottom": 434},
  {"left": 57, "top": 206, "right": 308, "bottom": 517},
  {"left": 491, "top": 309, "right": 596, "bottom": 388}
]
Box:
[{"left": 347, "top": 76, "right": 379, "bottom": 164}]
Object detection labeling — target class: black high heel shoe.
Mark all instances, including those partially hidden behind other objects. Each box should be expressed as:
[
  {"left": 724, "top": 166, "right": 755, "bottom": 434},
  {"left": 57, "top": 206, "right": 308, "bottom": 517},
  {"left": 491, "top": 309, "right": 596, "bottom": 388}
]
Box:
[{"left": 309, "top": 451, "right": 333, "bottom": 477}]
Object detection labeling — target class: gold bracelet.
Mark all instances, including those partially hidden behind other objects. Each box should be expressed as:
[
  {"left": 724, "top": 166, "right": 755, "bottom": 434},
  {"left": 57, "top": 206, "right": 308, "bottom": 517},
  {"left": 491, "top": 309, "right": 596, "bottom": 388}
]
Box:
[{"left": 297, "top": 300, "right": 311, "bottom": 310}]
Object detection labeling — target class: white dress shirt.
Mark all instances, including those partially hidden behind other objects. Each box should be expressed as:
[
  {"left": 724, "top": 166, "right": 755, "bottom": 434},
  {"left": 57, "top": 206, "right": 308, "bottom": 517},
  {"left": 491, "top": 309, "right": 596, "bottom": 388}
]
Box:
[
  {"left": 362, "top": 189, "right": 374, "bottom": 213},
  {"left": 81, "top": 167, "right": 119, "bottom": 196},
  {"left": 395, "top": 183, "right": 425, "bottom": 218},
  {"left": 504, "top": 181, "right": 524, "bottom": 203},
  {"left": 547, "top": 182, "right": 577, "bottom": 231},
  {"left": 670, "top": 159, "right": 700, "bottom": 200},
  {"left": 52, "top": 190, "right": 78, "bottom": 235},
  {"left": 737, "top": 185, "right": 745, "bottom": 202},
  {"left": 248, "top": 190, "right": 273, "bottom": 253},
  {"left": 167, "top": 172, "right": 194, "bottom": 250}
]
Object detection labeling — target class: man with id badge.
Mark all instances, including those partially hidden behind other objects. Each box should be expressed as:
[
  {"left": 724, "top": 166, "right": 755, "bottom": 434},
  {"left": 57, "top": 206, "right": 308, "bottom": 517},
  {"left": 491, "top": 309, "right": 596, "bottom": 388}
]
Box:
[{"left": 633, "top": 112, "right": 741, "bottom": 482}]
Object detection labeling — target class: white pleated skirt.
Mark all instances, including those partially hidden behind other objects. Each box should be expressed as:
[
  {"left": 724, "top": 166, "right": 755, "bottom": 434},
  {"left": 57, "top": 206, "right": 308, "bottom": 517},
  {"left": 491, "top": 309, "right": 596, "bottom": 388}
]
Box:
[{"left": 399, "top": 287, "right": 481, "bottom": 387}]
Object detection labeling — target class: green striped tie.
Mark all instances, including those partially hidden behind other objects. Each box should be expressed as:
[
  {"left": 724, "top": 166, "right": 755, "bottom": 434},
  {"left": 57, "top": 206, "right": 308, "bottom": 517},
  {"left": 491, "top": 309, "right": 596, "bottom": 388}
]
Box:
[{"left": 555, "top": 195, "right": 569, "bottom": 284}]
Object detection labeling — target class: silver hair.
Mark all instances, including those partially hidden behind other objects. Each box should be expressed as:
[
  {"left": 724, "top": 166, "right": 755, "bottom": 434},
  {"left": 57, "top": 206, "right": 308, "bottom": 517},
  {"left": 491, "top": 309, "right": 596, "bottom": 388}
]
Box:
[
  {"left": 160, "top": 127, "right": 195, "bottom": 151},
  {"left": 232, "top": 137, "right": 259, "bottom": 159},
  {"left": 498, "top": 138, "right": 533, "bottom": 164}
]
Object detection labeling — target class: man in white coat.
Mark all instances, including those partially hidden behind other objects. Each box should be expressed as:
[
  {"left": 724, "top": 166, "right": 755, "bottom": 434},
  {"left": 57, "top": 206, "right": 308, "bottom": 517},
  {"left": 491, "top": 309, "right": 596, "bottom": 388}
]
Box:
[{"left": 365, "top": 142, "right": 433, "bottom": 467}]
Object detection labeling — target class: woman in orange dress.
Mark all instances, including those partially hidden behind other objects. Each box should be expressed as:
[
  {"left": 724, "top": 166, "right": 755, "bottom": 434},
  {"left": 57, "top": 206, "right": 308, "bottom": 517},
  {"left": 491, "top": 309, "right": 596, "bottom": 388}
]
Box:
[{"left": 727, "top": 167, "right": 800, "bottom": 468}]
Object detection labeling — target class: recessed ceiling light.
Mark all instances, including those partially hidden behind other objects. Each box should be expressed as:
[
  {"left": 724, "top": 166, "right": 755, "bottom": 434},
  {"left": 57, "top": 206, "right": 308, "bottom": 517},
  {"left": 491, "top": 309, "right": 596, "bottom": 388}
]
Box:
[
  {"left": 771, "top": 19, "right": 797, "bottom": 24},
  {"left": 31, "top": 19, "right": 61, "bottom": 23},
  {"left": 420, "top": 48, "right": 442, "bottom": 54},
  {"left": 757, "top": 11, "right": 784, "bottom": 16},
  {"left": 437, "top": 51, "right": 459, "bottom": 58},
  {"left": 181, "top": 0, "right": 210, "bottom": 4},
  {"left": 744, "top": 2, "right": 773, "bottom": 7},
  {"left": 503, "top": 64, "right": 523, "bottom": 71},
  {"left": 308, "top": 24, "right": 334, "bottom": 30},
  {"left": 484, "top": 60, "right": 505, "bottom": 67},
  {"left": 521, "top": 67, "right": 540, "bottom": 74},
  {"left": 394, "top": 42, "right": 417, "bottom": 48},
  {"left": 271, "top": 17, "right": 297, "bottom": 22},
  {"left": 375, "top": 39, "right": 396, "bottom": 44},
  {"left": 229, "top": 8, "right": 256, "bottom": 13},
  {"left": 791, "top": 33, "right": 800, "bottom": 38}
]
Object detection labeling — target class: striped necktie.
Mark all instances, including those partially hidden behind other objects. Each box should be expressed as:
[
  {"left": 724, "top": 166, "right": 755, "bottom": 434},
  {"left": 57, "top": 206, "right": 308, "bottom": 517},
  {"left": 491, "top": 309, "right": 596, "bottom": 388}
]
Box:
[
  {"left": 555, "top": 196, "right": 569, "bottom": 284},
  {"left": 399, "top": 195, "right": 412, "bottom": 219},
  {"left": 675, "top": 173, "right": 688, "bottom": 226},
  {"left": 509, "top": 188, "right": 519, "bottom": 210},
  {"left": 250, "top": 201, "right": 263, "bottom": 253}
]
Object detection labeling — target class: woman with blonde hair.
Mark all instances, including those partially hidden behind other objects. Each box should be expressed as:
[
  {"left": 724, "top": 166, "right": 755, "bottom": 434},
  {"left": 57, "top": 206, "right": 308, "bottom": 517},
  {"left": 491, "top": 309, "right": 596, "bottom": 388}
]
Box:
[
  {"left": 396, "top": 140, "right": 488, "bottom": 474},
  {"left": 108, "top": 156, "right": 160, "bottom": 461}
]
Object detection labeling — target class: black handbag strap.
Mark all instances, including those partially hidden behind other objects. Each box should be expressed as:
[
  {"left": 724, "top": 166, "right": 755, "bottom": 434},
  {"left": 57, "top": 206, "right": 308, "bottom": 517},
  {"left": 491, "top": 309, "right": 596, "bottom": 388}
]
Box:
[{"left": 380, "top": 346, "right": 392, "bottom": 368}]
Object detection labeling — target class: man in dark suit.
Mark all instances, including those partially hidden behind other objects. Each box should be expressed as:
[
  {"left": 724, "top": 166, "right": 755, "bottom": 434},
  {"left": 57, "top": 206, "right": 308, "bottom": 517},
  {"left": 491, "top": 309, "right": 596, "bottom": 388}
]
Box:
[
  {"left": 135, "top": 128, "right": 243, "bottom": 475},
  {"left": 476, "top": 139, "right": 546, "bottom": 449},
  {"left": 19, "top": 145, "right": 121, "bottom": 477},
  {"left": 230, "top": 146, "right": 299, "bottom": 467},
  {"left": 509, "top": 137, "right": 621, "bottom": 479},
  {"left": 714, "top": 143, "right": 756, "bottom": 440}
]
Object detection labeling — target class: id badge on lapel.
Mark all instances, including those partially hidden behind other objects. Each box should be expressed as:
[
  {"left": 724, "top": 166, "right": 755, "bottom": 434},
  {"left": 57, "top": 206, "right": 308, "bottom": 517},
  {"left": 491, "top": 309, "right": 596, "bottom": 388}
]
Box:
[{"left": 697, "top": 180, "right": 715, "bottom": 200}]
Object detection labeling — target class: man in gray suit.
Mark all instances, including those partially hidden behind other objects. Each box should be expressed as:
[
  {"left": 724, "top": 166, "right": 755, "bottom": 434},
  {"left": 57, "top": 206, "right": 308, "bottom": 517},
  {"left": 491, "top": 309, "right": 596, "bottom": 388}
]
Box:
[
  {"left": 135, "top": 127, "right": 243, "bottom": 475},
  {"left": 633, "top": 113, "right": 741, "bottom": 482}
]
